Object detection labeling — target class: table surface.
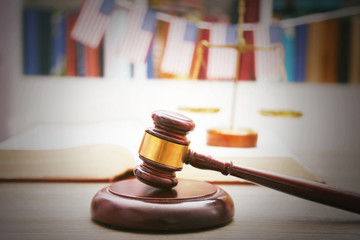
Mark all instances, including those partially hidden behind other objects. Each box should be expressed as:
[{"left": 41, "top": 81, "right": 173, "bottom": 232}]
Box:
[{"left": 1, "top": 152, "right": 360, "bottom": 240}]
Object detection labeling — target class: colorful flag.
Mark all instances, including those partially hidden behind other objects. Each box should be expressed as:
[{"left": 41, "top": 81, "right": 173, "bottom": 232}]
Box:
[
  {"left": 104, "top": 7, "right": 131, "bottom": 80},
  {"left": 161, "top": 17, "right": 198, "bottom": 77},
  {"left": 253, "top": 24, "right": 283, "bottom": 81},
  {"left": 253, "top": 24, "right": 268, "bottom": 80},
  {"left": 117, "top": 5, "right": 157, "bottom": 63},
  {"left": 206, "top": 23, "right": 238, "bottom": 80},
  {"left": 71, "top": 0, "right": 115, "bottom": 48}
]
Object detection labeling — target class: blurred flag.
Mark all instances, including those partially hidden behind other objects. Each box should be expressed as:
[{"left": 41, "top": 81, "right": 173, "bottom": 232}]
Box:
[
  {"left": 104, "top": 7, "right": 131, "bottom": 79},
  {"left": 206, "top": 23, "right": 238, "bottom": 80},
  {"left": 269, "top": 24, "right": 284, "bottom": 79},
  {"left": 161, "top": 17, "right": 198, "bottom": 77},
  {"left": 253, "top": 24, "right": 284, "bottom": 81},
  {"left": 71, "top": 0, "right": 115, "bottom": 48},
  {"left": 117, "top": 5, "right": 157, "bottom": 63}
]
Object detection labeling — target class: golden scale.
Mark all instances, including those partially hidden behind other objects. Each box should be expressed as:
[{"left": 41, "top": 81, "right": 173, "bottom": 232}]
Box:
[{"left": 179, "top": 0, "right": 302, "bottom": 148}]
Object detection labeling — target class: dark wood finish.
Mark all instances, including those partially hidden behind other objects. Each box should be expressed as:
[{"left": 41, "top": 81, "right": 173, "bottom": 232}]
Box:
[
  {"left": 134, "top": 156, "right": 180, "bottom": 189},
  {"left": 91, "top": 178, "right": 234, "bottom": 231},
  {"left": 185, "top": 150, "right": 360, "bottom": 214},
  {"left": 148, "top": 110, "right": 195, "bottom": 145},
  {"left": 134, "top": 110, "right": 195, "bottom": 189},
  {"left": 134, "top": 110, "right": 360, "bottom": 214}
]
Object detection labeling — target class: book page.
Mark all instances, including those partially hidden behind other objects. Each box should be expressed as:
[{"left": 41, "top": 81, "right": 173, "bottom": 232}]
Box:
[{"left": 0, "top": 121, "right": 320, "bottom": 182}]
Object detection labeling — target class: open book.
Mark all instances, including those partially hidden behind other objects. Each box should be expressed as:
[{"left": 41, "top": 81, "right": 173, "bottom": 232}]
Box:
[{"left": 0, "top": 121, "right": 321, "bottom": 183}]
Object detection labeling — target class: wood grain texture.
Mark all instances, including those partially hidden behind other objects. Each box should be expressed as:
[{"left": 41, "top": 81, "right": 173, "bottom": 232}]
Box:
[
  {"left": 0, "top": 154, "right": 359, "bottom": 239},
  {"left": 185, "top": 151, "right": 360, "bottom": 214},
  {"left": 0, "top": 181, "right": 359, "bottom": 240},
  {"left": 91, "top": 179, "right": 234, "bottom": 231}
]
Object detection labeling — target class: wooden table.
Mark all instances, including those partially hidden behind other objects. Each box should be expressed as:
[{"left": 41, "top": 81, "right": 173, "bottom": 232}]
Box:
[{"left": 1, "top": 152, "right": 360, "bottom": 240}]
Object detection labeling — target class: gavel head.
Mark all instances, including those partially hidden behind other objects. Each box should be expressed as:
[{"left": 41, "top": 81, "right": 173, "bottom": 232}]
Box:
[{"left": 134, "top": 110, "right": 195, "bottom": 189}]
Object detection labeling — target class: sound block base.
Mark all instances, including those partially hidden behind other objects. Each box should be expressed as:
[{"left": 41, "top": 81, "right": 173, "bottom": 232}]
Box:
[{"left": 91, "top": 178, "right": 234, "bottom": 232}]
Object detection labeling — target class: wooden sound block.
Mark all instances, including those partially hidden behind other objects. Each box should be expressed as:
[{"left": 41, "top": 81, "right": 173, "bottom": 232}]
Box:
[
  {"left": 207, "top": 128, "right": 258, "bottom": 148},
  {"left": 91, "top": 178, "right": 234, "bottom": 232}
]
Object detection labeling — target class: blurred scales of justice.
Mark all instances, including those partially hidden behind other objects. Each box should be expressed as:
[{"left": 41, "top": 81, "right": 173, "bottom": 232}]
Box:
[{"left": 178, "top": 0, "right": 302, "bottom": 148}]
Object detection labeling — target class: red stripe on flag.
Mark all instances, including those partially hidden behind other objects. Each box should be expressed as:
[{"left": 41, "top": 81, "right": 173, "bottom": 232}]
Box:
[
  {"left": 160, "top": 17, "right": 197, "bottom": 77},
  {"left": 71, "top": 0, "right": 111, "bottom": 48},
  {"left": 206, "top": 23, "right": 238, "bottom": 80},
  {"left": 117, "top": 5, "right": 154, "bottom": 63}
]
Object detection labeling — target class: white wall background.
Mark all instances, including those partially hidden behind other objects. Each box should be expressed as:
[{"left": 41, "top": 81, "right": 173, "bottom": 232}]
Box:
[
  {"left": 9, "top": 78, "right": 360, "bottom": 154},
  {"left": 2, "top": 0, "right": 360, "bottom": 155}
]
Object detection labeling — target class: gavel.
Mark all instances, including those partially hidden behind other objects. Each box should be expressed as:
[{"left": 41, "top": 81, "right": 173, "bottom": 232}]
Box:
[{"left": 134, "top": 110, "right": 360, "bottom": 214}]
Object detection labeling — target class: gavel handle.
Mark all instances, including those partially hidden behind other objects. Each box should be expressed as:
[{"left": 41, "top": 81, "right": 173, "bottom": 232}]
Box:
[{"left": 185, "top": 150, "right": 360, "bottom": 214}]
